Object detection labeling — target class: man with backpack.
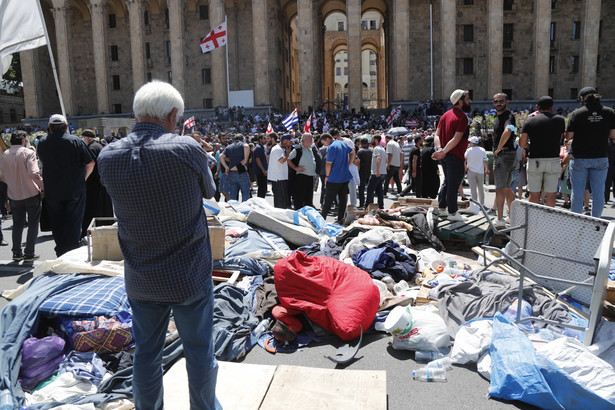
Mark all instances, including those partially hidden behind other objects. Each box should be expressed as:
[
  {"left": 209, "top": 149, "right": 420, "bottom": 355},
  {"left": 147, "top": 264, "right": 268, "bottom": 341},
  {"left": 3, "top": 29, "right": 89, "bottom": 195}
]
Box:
[{"left": 287, "top": 133, "right": 321, "bottom": 209}]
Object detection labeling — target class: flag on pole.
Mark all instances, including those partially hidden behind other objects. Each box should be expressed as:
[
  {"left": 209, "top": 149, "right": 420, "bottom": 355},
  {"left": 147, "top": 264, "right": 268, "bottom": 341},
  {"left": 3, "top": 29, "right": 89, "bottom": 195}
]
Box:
[
  {"left": 266, "top": 122, "right": 273, "bottom": 134},
  {"left": 323, "top": 117, "right": 329, "bottom": 132},
  {"left": 0, "top": 0, "right": 47, "bottom": 74},
  {"left": 386, "top": 105, "right": 402, "bottom": 125},
  {"left": 312, "top": 115, "right": 318, "bottom": 131},
  {"left": 304, "top": 113, "right": 312, "bottom": 133},
  {"left": 200, "top": 21, "right": 227, "bottom": 54},
  {"left": 183, "top": 116, "right": 195, "bottom": 129},
  {"left": 282, "top": 109, "right": 298, "bottom": 131}
]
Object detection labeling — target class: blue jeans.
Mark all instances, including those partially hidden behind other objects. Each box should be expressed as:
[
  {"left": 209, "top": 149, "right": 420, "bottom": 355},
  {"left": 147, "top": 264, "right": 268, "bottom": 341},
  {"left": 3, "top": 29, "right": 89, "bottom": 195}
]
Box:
[
  {"left": 227, "top": 171, "right": 250, "bottom": 202},
  {"left": 129, "top": 282, "right": 219, "bottom": 410},
  {"left": 10, "top": 194, "right": 41, "bottom": 256},
  {"left": 570, "top": 157, "right": 609, "bottom": 217},
  {"left": 45, "top": 194, "right": 86, "bottom": 257},
  {"left": 438, "top": 153, "right": 465, "bottom": 214}
]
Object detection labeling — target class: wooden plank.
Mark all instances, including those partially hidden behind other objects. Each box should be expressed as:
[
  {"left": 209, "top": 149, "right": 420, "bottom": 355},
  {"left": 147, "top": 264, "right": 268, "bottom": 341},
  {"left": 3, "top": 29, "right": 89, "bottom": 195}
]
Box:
[
  {"left": 260, "top": 365, "right": 387, "bottom": 410},
  {"left": 163, "top": 359, "right": 277, "bottom": 410}
]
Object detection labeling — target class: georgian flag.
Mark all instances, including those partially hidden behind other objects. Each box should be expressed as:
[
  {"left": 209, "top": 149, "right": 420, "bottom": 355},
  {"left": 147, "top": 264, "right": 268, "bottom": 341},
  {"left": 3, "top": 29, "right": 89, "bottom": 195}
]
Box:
[
  {"left": 312, "top": 115, "right": 318, "bottom": 131},
  {"left": 304, "top": 113, "right": 312, "bottom": 133},
  {"left": 386, "top": 105, "right": 402, "bottom": 125},
  {"left": 323, "top": 117, "right": 329, "bottom": 132},
  {"left": 200, "top": 21, "right": 227, "bottom": 54},
  {"left": 282, "top": 109, "right": 298, "bottom": 131},
  {"left": 183, "top": 116, "right": 195, "bottom": 129},
  {"left": 266, "top": 122, "right": 273, "bottom": 134}
]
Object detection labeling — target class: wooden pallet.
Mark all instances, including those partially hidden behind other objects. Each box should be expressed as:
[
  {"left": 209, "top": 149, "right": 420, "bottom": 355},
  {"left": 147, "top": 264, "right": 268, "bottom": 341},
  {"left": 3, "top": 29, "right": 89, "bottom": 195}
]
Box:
[{"left": 436, "top": 213, "right": 491, "bottom": 246}]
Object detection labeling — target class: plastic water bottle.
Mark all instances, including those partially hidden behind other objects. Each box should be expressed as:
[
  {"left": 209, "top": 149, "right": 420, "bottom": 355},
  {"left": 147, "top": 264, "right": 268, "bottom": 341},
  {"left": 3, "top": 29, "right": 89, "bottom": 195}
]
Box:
[
  {"left": 414, "top": 350, "right": 445, "bottom": 363},
  {"left": 425, "top": 357, "right": 453, "bottom": 370},
  {"left": 252, "top": 318, "right": 272, "bottom": 339},
  {"left": 0, "top": 390, "right": 14, "bottom": 410},
  {"left": 412, "top": 367, "right": 447, "bottom": 382}
]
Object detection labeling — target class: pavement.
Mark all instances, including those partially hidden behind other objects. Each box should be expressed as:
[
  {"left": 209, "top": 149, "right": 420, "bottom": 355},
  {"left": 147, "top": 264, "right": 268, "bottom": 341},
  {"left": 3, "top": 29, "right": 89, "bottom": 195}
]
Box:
[{"left": 1, "top": 182, "right": 615, "bottom": 409}]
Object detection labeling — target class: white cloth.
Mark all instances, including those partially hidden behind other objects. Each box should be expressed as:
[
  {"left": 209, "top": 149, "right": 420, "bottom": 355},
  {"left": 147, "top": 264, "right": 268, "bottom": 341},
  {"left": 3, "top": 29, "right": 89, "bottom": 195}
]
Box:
[
  {"left": 386, "top": 140, "right": 402, "bottom": 167},
  {"left": 267, "top": 144, "right": 288, "bottom": 181},
  {"left": 464, "top": 146, "right": 488, "bottom": 174}
]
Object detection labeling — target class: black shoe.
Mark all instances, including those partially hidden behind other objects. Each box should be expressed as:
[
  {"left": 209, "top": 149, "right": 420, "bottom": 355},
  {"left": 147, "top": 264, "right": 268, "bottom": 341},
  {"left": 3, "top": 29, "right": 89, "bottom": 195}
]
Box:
[
  {"left": 0, "top": 239, "right": 8, "bottom": 246},
  {"left": 23, "top": 254, "right": 39, "bottom": 262},
  {"left": 13, "top": 252, "right": 23, "bottom": 261}
]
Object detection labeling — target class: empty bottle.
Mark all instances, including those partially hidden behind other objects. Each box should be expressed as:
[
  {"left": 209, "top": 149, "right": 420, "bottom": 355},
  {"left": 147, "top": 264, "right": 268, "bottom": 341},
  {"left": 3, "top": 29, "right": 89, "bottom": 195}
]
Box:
[
  {"left": 412, "top": 367, "right": 447, "bottom": 382},
  {"left": 414, "top": 350, "right": 445, "bottom": 363},
  {"left": 252, "top": 318, "right": 272, "bottom": 339},
  {"left": 425, "top": 357, "right": 453, "bottom": 370}
]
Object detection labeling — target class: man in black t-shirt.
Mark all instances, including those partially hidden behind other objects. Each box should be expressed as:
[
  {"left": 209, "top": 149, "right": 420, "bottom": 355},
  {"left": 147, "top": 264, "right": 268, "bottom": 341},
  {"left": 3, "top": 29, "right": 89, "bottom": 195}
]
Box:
[
  {"left": 491, "top": 93, "right": 517, "bottom": 227},
  {"left": 566, "top": 87, "right": 615, "bottom": 217},
  {"left": 519, "top": 96, "right": 565, "bottom": 207},
  {"left": 356, "top": 138, "right": 373, "bottom": 208}
]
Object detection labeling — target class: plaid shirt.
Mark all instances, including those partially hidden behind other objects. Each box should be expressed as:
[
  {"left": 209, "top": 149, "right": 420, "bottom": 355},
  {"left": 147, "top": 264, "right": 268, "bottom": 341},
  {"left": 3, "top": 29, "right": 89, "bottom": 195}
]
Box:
[{"left": 98, "top": 122, "right": 216, "bottom": 304}]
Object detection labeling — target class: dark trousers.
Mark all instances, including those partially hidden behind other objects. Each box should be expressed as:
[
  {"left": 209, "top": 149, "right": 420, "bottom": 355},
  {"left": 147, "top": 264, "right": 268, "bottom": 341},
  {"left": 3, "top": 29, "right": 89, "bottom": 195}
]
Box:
[
  {"left": 293, "top": 174, "right": 315, "bottom": 210},
  {"left": 0, "top": 182, "right": 7, "bottom": 215},
  {"left": 365, "top": 175, "right": 385, "bottom": 209},
  {"left": 605, "top": 161, "right": 615, "bottom": 201},
  {"left": 385, "top": 166, "right": 402, "bottom": 194},
  {"left": 46, "top": 194, "right": 87, "bottom": 257},
  {"left": 271, "top": 180, "right": 289, "bottom": 209},
  {"left": 10, "top": 194, "right": 41, "bottom": 256},
  {"left": 321, "top": 181, "right": 349, "bottom": 224},
  {"left": 256, "top": 173, "right": 268, "bottom": 198},
  {"left": 358, "top": 172, "right": 370, "bottom": 207},
  {"left": 438, "top": 154, "right": 465, "bottom": 214}
]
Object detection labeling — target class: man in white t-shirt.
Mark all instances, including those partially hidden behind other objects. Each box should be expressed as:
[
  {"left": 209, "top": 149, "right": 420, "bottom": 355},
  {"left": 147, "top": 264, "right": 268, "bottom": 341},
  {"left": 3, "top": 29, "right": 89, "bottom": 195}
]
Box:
[
  {"left": 384, "top": 135, "right": 403, "bottom": 195},
  {"left": 267, "top": 134, "right": 293, "bottom": 208},
  {"left": 464, "top": 136, "right": 489, "bottom": 205},
  {"left": 365, "top": 135, "right": 388, "bottom": 209}
]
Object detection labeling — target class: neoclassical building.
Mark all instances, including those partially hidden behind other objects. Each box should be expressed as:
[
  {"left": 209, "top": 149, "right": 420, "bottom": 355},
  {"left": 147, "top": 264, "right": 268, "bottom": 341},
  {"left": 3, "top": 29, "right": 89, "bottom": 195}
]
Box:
[{"left": 21, "top": 0, "right": 613, "bottom": 119}]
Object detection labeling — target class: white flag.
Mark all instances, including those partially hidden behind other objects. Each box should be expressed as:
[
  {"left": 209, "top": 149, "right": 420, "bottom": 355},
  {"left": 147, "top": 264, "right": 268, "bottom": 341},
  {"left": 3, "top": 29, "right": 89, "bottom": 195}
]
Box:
[{"left": 0, "top": 0, "right": 47, "bottom": 74}]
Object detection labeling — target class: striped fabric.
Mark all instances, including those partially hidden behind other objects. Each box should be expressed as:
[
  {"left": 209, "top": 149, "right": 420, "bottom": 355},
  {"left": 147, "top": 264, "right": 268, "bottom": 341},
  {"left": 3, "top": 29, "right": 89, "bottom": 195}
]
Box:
[{"left": 282, "top": 109, "right": 298, "bottom": 131}]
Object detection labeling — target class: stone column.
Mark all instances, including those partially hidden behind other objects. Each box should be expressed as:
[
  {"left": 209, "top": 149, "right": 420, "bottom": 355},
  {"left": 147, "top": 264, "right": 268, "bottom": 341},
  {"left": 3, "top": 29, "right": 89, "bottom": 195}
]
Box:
[
  {"left": 346, "top": 0, "right": 362, "bottom": 110},
  {"left": 51, "top": 0, "right": 74, "bottom": 115},
  {"left": 391, "top": 0, "right": 409, "bottom": 101},
  {"left": 533, "top": 0, "right": 550, "bottom": 98},
  {"left": 440, "top": 0, "right": 455, "bottom": 98},
  {"left": 252, "top": 0, "right": 269, "bottom": 106},
  {"left": 580, "top": 0, "right": 601, "bottom": 87},
  {"left": 210, "top": 0, "right": 227, "bottom": 106},
  {"left": 90, "top": 0, "right": 110, "bottom": 114},
  {"left": 487, "top": 0, "right": 503, "bottom": 99},
  {"left": 20, "top": 50, "right": 41, "bottom": 118},
  {"left": 126, "top": 0, "right": 146, "bottom": 93},
  {"left": 168, "top": 0, "right": 185, "bottom": 97},
  {"left": 298, "top": 0, "right": 316, "bottom": 112}
]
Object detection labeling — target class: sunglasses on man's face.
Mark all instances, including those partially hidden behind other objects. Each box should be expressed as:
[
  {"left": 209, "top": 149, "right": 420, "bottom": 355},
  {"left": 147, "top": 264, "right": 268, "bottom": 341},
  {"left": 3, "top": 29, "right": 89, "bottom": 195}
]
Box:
[{"left": 493, "top": 99, "right": 506, "bottom": 104}]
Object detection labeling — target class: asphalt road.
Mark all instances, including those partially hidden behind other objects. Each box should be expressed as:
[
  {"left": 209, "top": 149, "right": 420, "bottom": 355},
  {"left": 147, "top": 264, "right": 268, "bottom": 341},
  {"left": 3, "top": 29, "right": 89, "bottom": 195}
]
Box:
[{"left": 1, "top": 183, "right": 614, "bottom": 409}]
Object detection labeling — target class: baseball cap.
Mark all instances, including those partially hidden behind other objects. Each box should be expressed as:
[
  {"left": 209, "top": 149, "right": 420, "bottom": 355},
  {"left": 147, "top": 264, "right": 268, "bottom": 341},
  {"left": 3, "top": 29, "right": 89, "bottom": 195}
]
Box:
[
  {"left": 450, "top": 89, "right": 466, "bottom": 105},
  {"left": 469, "top": 136, "right": 480, "bottom": 144},
  {"left": 578, "top": 87, "right": 597, "bottom": 98},
  {"left": 280, "top": 134, "right": 292, "bottom": 141},
  {"left": 48, "top": 114, "right": 68, "bottom": 125},
  {"left": 536, "top": 96, "right": 554, "bottom": 109}
]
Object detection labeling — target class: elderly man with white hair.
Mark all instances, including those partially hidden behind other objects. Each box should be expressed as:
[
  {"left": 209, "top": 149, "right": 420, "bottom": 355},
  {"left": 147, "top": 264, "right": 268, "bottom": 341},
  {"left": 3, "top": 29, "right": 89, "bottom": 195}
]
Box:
[
  {"left": 98, "top": 81, "right": 219, "bottom": 409},
  {"left": 287, "top": 132, "right": 320, "bottom": 209}
]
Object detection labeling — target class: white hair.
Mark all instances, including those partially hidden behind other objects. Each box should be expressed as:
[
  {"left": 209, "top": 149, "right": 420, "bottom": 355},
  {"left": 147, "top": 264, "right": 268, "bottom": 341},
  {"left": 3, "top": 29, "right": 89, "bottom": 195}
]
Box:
[{"left": 133, "top": 80, "right": 184, "bottom": 121}]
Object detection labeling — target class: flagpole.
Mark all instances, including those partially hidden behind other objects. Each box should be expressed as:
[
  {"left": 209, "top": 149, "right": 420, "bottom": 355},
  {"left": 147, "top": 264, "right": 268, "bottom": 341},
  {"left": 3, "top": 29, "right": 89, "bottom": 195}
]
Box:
[
  {"left": 35, "top": 0, "right": 66, "bottom": 117},
  {"left": 224, "top": 15, "right": 230, "bottom": 107}
]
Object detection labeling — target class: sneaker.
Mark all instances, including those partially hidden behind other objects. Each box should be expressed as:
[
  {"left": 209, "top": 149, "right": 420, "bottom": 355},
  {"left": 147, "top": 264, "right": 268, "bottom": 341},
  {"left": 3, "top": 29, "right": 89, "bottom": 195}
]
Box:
[
  {"left": 0, "top": 239, "right": 7, "bottom": 246},
  {"left": 12, "top": 252, "right": 23, "bottom": 261},
  {"left": 438, "top": 208, "right": 448, "bottom": 217},
  {"left": 447, "top": 213, "right": 467, "bottom": 222},
  {"left": 494, "top": 219, "right": 506, "bottom": 229},
  {"left": 505, "top": 216, "right": 510, "bottom": 225},
  {"left": 23, "top": 254, "right": 39, "bottom": 262},
  {"left": 487, "top": 208, "right": 497, "bottom": 215}
]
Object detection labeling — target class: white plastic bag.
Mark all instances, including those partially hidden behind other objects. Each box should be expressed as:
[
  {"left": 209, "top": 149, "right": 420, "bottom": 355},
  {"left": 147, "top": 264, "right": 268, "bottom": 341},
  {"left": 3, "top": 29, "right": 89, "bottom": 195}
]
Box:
[{"left": 390, "top": 305, "right": 450, "bottom": 351}]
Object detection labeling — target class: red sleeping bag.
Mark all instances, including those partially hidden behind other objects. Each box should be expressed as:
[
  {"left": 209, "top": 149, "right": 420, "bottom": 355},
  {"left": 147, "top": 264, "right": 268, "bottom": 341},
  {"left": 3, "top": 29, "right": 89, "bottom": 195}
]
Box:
[{"left": 274, "top": 251, "right": 380, "bottom": 341}]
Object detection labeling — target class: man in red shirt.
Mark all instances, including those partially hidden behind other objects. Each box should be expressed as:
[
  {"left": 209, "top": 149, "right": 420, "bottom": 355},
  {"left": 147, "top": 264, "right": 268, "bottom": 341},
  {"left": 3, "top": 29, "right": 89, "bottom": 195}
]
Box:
[{"left": 433, "top": 89, "right": 472, "bottom": 221}]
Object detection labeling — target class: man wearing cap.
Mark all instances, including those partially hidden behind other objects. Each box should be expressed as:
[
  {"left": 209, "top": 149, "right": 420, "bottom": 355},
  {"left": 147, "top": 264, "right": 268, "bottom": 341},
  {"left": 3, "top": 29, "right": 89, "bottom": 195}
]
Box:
[
  {"left": 37, "top": 114, "right": 95, "bottom": 257},
  {"left": 491, "top": 93, "right": 517, "bottom": 227},
  {"left": 464, "top": 136, "right": 489, "bottom": 206},
  {"left": 0, "top": 131, "right": 44, "bottom": 260},
  {"left": 519, "top": 96, "right": 566, "bottom": 207},
  {"left": 98, "top": 81, "right": 219, "bottom": 409},
  {"left": 220, "top": 134, "right": 251, "bottom": 202},
  {"left": 268, "top": 134, "right": 293, "bottom": 209},
  {"left": 432, "top": 89, "right": 471, "bottom": 221},
  {"left": 565, "top": 87, "right": 615, "bottom": 217}
]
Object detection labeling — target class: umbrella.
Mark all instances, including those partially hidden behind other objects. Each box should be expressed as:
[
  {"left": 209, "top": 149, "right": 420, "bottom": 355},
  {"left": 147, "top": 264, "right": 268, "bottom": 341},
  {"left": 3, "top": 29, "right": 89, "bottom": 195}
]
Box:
[{"left": 387, "top": 127, "right": 410, "bottom": 136}]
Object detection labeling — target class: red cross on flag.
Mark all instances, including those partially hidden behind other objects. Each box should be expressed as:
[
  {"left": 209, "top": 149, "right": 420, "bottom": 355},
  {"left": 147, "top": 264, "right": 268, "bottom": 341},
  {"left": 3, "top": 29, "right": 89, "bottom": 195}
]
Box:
[
  {"left": 183, "top": 116, "right": 195, "bottom": 129},
  {"left": 266, "top": 122, "right": 273, "bottom": 134},
  {"left": 304, "top": 114, "right": 312, "bottom": 133},
  {"left": 200, "top": 21, "right": 227, "bottom": 54}
]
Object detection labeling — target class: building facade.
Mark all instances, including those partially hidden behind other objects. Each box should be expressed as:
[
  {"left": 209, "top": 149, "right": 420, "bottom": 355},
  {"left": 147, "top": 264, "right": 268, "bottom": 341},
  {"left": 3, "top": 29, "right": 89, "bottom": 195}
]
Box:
[{"left": 21, "top": 0, "right": 613, "bottom": 119}]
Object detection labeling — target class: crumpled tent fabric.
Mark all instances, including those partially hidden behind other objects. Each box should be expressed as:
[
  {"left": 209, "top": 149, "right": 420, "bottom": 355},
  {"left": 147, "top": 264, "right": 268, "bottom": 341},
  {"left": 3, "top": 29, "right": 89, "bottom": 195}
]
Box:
[
  {"left": 352, "top": 240, "right": 417, "bottom": 282},
  {"left": 213, "top": 256, "right": 270, "bottom": 276},
  {"left": 339, "top": 227, "right": 409, "bottom": 262},
  {"left": 223, "top": 220, "right": 290, "bottom": 258},
  {"left": 489, "top": 313, "right": 615, "bottom": 409},
  {"left": 297, "top": 240, "right": 341, "bottom": 259},
  {"left": 274, "top": 252, "right": 380, "bottom": 341}
]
